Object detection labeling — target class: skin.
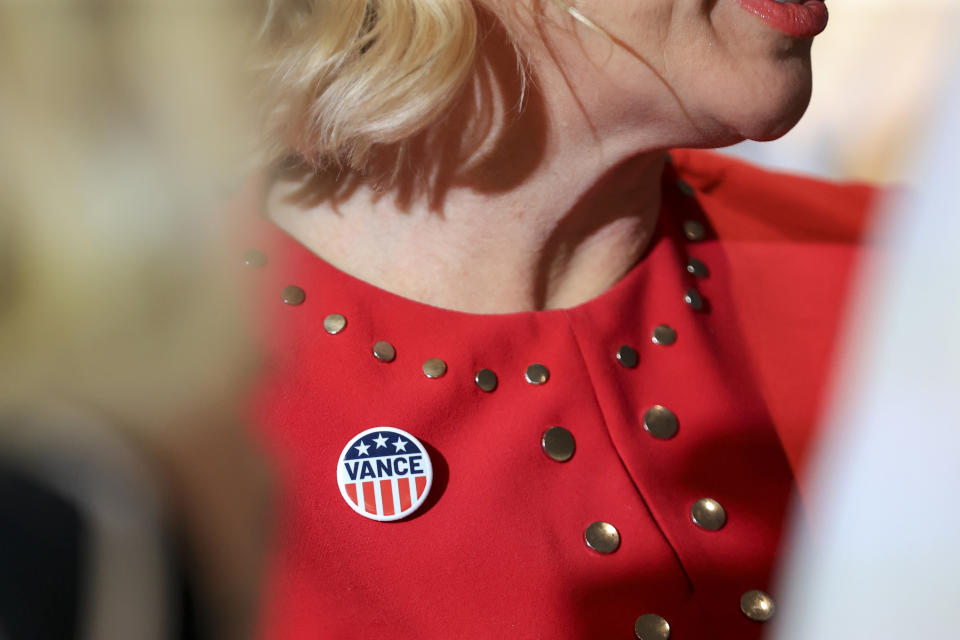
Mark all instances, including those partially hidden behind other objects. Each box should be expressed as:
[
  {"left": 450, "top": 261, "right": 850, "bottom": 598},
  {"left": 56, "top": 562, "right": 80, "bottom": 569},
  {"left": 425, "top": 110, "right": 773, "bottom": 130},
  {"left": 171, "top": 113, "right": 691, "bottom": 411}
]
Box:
[{"left": 269, "top": 0, "right": 816, "bottom": 312}]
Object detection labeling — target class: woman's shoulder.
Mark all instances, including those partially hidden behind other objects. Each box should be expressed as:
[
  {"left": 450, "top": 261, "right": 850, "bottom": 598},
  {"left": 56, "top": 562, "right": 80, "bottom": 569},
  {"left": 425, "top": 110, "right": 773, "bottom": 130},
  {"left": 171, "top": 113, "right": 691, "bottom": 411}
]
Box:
[
  {"left": 669, "top": 148, "right": 881, "bottom": 244},
  {"left": 668, "top": 149, "right": 884, "bottom": 482}
]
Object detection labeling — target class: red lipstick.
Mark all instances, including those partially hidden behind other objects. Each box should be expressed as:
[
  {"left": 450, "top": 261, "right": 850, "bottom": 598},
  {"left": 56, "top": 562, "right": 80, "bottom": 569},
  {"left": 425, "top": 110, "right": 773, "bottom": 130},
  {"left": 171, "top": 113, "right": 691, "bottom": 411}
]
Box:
[{"left": 732, "top": 0, "right": 829, "bottom": 38}]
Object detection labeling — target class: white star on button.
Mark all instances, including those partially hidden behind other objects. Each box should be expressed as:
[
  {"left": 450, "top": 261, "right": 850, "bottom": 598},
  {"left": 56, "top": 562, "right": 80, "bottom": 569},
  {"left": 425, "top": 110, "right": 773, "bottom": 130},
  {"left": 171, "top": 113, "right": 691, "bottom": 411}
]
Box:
[
  {"left": 372, "top": 434, "right": 389, "bottom": 449},
  {"left": 354, "top": 441, "right": 370, "bottom": 456},
  {"left": 392, "top": 438, "right": 409, "bottom": 452}
]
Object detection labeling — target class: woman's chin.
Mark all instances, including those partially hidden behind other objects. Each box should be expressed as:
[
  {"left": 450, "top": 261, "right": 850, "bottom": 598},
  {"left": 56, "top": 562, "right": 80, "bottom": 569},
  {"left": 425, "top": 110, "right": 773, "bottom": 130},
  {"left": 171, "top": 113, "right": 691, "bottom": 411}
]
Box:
[
  {"left": 746, "top": 103, "right": 810, "bottom": 142},
  {"left": 680, "top": 94, "right": 812, "bottom": 151},
  {"left": 720, "top": 80, "right": 813, "bottom": 144}
]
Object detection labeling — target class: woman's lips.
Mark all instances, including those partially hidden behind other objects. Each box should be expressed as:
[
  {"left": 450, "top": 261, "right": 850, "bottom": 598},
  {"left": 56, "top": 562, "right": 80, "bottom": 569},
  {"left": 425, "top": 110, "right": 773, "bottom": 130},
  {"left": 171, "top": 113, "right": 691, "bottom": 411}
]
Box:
[{"left": 732, "top": 0, "right": 829, "bottom": 38}]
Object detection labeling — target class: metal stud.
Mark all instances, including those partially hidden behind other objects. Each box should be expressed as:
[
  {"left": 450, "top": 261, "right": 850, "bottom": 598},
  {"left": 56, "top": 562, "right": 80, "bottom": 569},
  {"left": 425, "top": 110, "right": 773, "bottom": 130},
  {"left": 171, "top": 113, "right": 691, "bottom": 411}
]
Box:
[
  {"left": 634, "top": 614, "right": 671, "bottom": 640},
  {"left": 422, "top": 358, "right": 447, "bottom": 379},
  {"left": 243, "top": 249, "right": 267, "bottom": 268},
  {"left": 686, "top": 257, "right": 709, "bottom": 278},
  {"left": 281, "top": 285, "right": 306, "bottom": 306},
  {"left": 541, "top": 426, "right": 575, "bottom": 462},
  {"left": 691, "top": 498, "right": 727, "bottom": 531},
  {"left": 323, "top": 313, "right": 347, "bottom": 335},
  {"left": 475, "top": 369, "right": 498, "bottom": 393},
  {"left": 651, "top": 325, "right": 677, "bottom": 346},
  {"left": 372, "top": 341, "right": 396, "bottom": 363},
  {"left": 740, "top": 590, "right": 775, "bottom": 622},
  {"left": 676, "top": 178, "right": 696, "bottom": 198},
  {"left": 683, "top": 220, "right": 706, "bottom": 242},
  {"left": 584, "top": 521, "right": 620, "bottom": 554},
  {"left": 525, "top": 364, "right": 550, "bottom": 385},
  {"left": 616, "top": 345, "right": 639, "bottom": 368},
  {"left": 684, "top": 289, "right": 704, "bottom": 311},
  {"left": 643, "top": 405, "right": 678, "bottom": 439}
]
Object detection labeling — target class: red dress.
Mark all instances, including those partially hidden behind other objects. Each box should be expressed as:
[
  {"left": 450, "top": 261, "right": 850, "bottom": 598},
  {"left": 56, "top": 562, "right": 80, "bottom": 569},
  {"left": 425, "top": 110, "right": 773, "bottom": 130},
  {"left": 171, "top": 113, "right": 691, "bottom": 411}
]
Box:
[{"left": 240, "top": 150, "right": 877, "bottom": 639}]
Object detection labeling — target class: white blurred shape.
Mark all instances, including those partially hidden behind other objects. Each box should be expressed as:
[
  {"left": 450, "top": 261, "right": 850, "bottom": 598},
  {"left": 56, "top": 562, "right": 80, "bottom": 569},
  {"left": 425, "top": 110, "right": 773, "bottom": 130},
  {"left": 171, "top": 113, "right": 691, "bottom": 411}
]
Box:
[{"left": 773, "top": 48, "right": 960, "bottom": 640}]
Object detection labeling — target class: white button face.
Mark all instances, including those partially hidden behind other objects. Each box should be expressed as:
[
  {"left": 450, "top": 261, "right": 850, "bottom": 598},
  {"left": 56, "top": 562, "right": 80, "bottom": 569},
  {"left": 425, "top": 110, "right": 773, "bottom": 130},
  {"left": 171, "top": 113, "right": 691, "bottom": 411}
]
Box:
[{"left": 337, "top": 427, "right": 433, "bottom": 522}]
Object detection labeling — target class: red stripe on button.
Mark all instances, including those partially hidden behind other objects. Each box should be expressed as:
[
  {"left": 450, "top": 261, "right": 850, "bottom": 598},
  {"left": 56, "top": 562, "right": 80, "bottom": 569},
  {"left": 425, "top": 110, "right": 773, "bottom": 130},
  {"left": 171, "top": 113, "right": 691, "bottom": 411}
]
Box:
[
  {"left": 362, "top": 481, "right": 377, "bottom": 515},
  {"left": 398, "top": 478, "right": 412, "bottom": 512},
  {"left": 345, "top": 483, "right": 358, "bottom": 506},
  {"left": 380, "top": 479, "right": 394, "bottom": 516},
  {"left": 415, "top": 475, "right": 427, "bottom": 499}
]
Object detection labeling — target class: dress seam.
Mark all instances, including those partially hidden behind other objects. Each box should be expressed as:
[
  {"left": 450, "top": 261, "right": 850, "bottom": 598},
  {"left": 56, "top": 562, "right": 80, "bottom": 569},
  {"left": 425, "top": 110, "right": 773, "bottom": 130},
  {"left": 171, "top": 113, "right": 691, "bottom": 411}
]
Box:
[{"left": 560, "top": 309, "right": 695, "bottom": 593}]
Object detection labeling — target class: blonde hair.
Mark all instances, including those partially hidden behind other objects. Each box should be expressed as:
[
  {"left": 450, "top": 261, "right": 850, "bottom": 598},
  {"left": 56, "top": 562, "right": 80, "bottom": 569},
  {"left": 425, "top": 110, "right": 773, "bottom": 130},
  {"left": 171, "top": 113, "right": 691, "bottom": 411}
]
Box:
[
  {"left": 257, "top": 0, "right": 600, "bottom": 175},
  {"left": 258, "top": 1, "right": 480, "bottom": 172}
]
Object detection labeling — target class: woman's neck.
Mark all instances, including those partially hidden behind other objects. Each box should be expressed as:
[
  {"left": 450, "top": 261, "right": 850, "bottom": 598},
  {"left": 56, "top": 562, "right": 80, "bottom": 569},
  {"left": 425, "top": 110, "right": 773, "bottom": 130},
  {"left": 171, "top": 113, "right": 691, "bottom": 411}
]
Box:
[
  {"left": 267, "top": 12, "right": 678, "bottom": 314},
  {"left": 268, "top": 150, "right": 666, "bottom": 313}
]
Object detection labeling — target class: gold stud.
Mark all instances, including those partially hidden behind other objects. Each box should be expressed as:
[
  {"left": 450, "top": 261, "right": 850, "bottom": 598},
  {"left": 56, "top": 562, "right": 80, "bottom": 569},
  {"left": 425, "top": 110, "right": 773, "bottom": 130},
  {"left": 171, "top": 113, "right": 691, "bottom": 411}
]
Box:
[
  {"left": 475, "top": 369, "right": 498, "bottom": 392},
  {"left": 541, "top": 426, "right": 575, "bottom": 462},
  {"left": 740, "top": 590, "right": 775, "bottom": 622},
  {"left": 422, "top": 358, "right": 447, "bottom": 379},
  {"left": 683, "top": 220, "right": 706, "bottom": 242},
  {"left": 691, "top": 498, "right": 727, "bottom": 531},
  {"left": 634, "top": 614, "right": 671, "bottom": 640},
  {"left": 676, "top": 179, "right": 696, "bottom": 198},
  {"left": 584, "top": 521, "right": 620, "bottom": 554},
  {"left": 684, "top": 289, "right": 704, "bottom": 311},
  {"left": 643, "top": 405, "right": 678, "bottom": 439},
  {"left": 243, "top": 249, "right": 267, "bottom": 267},
  {"left": 525, "top": 364, "right": 550, "bottom": 385},
  {"left": 616, "top": 345, "right": 639, "bottom": 368},
  {"left": 372, "top": 341, "right": 396, "bottom": 362},
  {"left": 281, "top": 285, "right": 306, "bottom": 306},
  {"left": 323, "top": 313, "right": 347, "bottom": 335},
  {"left": 652, "top": 325, "right": 677, "bottom": 346},
  {"left": 686, "top": 258, "right": 709, "bottom": 278}
]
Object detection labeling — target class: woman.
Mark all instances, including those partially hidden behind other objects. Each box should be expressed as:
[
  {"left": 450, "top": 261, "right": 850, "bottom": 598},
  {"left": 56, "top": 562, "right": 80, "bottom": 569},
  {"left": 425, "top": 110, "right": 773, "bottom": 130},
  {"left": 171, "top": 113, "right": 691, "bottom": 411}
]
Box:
[{"left": 242, "top": 1, "right": 878, "bottom": 638}]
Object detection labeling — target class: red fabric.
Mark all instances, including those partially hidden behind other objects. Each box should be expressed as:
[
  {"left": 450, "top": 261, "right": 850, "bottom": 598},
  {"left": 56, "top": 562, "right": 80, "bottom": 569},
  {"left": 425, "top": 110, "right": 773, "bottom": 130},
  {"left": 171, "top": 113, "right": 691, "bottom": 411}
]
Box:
[
  {"left": 238, "top": 150, "right": 878, "bottom": 639},
  {"left": 669, "top": 149, "right": 879, "bottom": 476}
]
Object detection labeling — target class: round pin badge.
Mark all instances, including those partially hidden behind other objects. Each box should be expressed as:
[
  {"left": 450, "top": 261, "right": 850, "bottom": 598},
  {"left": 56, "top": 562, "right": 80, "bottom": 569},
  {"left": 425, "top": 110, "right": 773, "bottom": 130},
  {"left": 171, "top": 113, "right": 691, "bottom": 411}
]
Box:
[{"left": 337, "top": 426, "right": 433, "bottom": 522}]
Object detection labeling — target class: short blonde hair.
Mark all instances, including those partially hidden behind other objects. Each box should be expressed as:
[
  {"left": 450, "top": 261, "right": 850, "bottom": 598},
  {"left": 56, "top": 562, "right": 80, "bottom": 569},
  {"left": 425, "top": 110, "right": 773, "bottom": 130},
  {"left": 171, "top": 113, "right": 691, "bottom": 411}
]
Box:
[
  {"left": 256, "top": 0, "right": 596, "bottom": 175},
  {"left": 258, "top": 1, "right": 480, "bottom": 173}
]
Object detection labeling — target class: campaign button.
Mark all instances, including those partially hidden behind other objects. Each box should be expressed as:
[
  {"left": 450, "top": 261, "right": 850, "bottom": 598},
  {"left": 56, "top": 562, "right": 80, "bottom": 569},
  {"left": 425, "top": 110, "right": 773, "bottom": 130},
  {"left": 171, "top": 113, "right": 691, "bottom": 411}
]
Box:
[{"left": 337, "top": 426, "right": 433, "bottom": 522}]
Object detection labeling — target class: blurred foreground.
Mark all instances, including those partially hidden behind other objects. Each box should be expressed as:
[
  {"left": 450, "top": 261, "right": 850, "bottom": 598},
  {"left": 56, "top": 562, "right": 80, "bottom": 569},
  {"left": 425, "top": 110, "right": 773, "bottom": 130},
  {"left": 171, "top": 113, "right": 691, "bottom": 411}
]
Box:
[
  {"left": 0, "top": 3, "right": 267, "bottom": 639},
  {"left": 773, "top": 48, "right": 960, "bottom": 640}
]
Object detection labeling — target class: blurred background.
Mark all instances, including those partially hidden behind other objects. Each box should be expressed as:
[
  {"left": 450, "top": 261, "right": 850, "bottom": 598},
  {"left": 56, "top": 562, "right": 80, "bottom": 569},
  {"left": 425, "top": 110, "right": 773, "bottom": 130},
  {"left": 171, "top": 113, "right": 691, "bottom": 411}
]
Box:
[{"left": 723, "top": 0, "right": 960, "bottom": 183}]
